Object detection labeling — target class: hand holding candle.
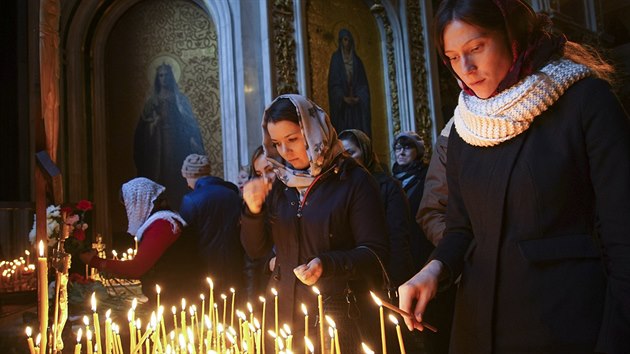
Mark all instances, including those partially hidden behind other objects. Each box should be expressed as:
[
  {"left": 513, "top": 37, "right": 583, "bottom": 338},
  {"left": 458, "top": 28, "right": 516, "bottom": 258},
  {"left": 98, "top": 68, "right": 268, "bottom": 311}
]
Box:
[{"left": 369, "top": 291, "right": 438, "bottom": 333}]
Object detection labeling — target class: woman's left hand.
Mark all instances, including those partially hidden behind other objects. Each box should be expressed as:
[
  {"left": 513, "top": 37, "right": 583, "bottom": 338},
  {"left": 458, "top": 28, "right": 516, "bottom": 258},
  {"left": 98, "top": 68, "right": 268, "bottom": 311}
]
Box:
[{"left": 293, "top": 258, "right": 323, "bottom": 286}]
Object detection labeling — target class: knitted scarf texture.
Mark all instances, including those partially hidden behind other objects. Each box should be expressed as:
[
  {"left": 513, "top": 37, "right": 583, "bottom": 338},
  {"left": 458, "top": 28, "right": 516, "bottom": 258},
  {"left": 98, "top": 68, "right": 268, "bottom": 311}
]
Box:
[{"left": 454, "top": 59, "right": 591, "bottom": 147}]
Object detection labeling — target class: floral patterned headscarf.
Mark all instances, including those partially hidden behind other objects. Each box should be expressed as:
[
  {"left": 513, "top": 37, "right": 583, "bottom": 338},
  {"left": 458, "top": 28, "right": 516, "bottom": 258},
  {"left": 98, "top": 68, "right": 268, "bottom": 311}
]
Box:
[
  {"left": 121, "top": 177, "right": 166, "bottom": 237},
  {"left": 262, "top": 94, "right": 344, "bottom": 190}
]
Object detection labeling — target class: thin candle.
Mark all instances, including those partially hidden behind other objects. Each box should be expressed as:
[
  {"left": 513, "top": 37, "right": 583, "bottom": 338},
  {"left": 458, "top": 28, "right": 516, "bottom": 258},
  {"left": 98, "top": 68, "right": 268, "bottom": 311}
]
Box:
[
  {"left": 325, "top": 316, "right": 340, "bottom": 354},
  {"left": 206, "top": 278, "right": 214, "bottom": 329},
  {"left": 91, "top": 292, "right": 102, "bottom": 354},
  {"left": 159, "top": 306, "right": 167, "bottom": 349},
  {"left": 86, "top": 329, "right": 93, "bottom": 354},
  {"left": 389, "top": 314, "right": 406, "bottom": 354},
  {"left": 230, "top": 288, "right": 236, "bottom": 328},
  {"left": 219, "top": 294, "right": 226, "bottom": 327},
  {"left": 328, "top": 327, "right": 334, "bottom": 354},
  {"left": 259, "top": 296, "right": 267, "bottom": 354},
  {"left": 302, "top": 303, "right": 308, "bottom": 354},
  {"left": 271, "top": 288, "right": 279, "bottom": 354},
  {"left": 74, "top": 328, "right": 83, "bottom": 354},
  {"left": 369, "top": 292, "right": 387, "bottom": 354},
  {"left": 312, "top": 287, "right": 325, "bottom": 354},
  {"left": 25, "top": 326, "right": 35, "bottom": 354},
  {"left": 155, "top": 285, "right": 161, "bottom": 313},
  {"left": 104, "top": 309, "right": 112, "bottom": 354},
  {"left": 37, "top": 241, "right": 48, "bottom": 354},
  {"left": 199, "top": 294, "right": 205, "bottom": 349},
  {"left": 171, "top": 306, "right": 178, "bottom": 334},
  {"left": 128, "top": 309, "right": 136, "bottom": 353}
]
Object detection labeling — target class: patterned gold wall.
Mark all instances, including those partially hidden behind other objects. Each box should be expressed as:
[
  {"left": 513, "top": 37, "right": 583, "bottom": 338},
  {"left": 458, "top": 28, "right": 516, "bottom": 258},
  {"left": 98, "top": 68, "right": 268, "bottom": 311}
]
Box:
[
  {"left": 306, "top": 0, "right": 389, "bottom": 165},
  {"left": 104, "top": 0, "right": 219, "bottom": 231}
]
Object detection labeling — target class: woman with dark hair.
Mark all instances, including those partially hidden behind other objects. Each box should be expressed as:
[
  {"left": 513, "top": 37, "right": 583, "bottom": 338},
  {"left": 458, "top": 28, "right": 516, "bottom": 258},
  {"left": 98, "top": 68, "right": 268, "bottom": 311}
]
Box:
[
  {"left": 241, "top": 95, "right": 387, "bottom": 352},
  {"left": 134, "top": 63, "right": 205, "bottom": 209},
  {"left": 81, "top": 177, "right": 200, "bottom": 305},
  {"left": 399, "top": 1, "right": 630, "bottom": 353},
  {"left": 339, "top": 129, "right": 414, "bottom": 287}
]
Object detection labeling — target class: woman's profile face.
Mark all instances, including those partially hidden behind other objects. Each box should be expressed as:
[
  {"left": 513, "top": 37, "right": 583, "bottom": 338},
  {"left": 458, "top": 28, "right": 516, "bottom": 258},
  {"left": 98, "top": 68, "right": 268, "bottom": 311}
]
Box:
[
  {"left": 341, "top": 138, "right": 364, "bottom": 166},
  {"left": 267, "top": 120, "right": 310, "bottom": 170},
  {"left": 443, "top": 19, "right": 512, "bottom": 99}
]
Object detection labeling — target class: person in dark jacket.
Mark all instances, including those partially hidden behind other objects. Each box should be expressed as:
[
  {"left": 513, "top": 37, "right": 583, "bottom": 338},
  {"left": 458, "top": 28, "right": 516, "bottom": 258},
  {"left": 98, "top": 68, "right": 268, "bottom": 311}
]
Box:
[
  {"left": 392, "top": 131, "right": 434, "bottom": 271},
  {"left": 180, "top": 154, "right": 244, "bottom": 292},
  {"left": 338, "top": 129, "right": 414, "bottom": 287},
  {"left": 399, "top": 1, "right": 630, "bottom": 353},
  {"left": 241, "top": 94, "right": 388, "bottom": 353}
]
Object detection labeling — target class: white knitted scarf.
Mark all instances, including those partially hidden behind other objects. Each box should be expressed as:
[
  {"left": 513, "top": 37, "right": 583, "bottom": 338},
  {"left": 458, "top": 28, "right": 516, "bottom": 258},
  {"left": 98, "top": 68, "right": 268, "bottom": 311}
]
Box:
[{"left": 454, "top": 59, "right": 591, "bottom": 147}]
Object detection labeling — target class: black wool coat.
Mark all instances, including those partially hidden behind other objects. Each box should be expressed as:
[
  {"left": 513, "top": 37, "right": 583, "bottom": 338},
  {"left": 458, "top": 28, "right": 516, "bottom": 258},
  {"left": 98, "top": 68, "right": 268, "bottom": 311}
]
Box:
[
  {"left": 434, "top": 78, "right": 630, "bottom": 354},
  {"left": 240, "top": 155, "right": 389, "bottom": 327}
]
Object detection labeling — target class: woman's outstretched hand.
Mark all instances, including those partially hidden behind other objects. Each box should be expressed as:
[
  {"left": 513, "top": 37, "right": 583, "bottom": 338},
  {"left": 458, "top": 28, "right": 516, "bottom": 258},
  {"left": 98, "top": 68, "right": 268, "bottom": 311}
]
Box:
[
  {"left": 398, "top": 259, "right": 443, "bottom": 331},
  {"left": 293, "top": 258, "right": 323, "bottom": 286},
  {"left": 242, "top": 177, "right": 273, "bottom": 214}
]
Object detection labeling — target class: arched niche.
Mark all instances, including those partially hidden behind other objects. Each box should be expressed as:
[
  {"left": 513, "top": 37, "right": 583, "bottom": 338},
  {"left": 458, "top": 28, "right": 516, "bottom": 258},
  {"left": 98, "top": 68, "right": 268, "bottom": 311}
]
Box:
[{"left": 63, "top": 0, "right": 242, "bottom": 244}]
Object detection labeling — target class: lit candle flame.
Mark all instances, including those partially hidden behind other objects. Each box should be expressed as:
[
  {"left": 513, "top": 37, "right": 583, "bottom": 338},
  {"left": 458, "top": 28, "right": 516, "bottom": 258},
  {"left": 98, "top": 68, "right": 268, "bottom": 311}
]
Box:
[
  {"left": 132, "top": 297, "right": 138, "bottom": 310},
  {"left": 305, "top": 337, "right": 314, "bottom": 352},
  {"left": 389, "top": 314, "right": 399, "bottom": 325},
  {"left": 259, "top": 296, "right": 266, "bottom": 303},
  {"left": 91, "top": 292, "right": 97, "bottom": 311},
  {"left": 106, "top": 309, "right": 111, "bottom": 319},
  {"left": 38, "top": 241, "right": 44, "bottom": 257},
  {"left": 83, "top": 315, "right": 89, "bottom": 326},
  {"left": 247, "top": 302, "right": 253, "bottom": 313},
  {"left": 301, "top": 303, "right": 308, "bottom": 316},
  {"left": 230, "top": 287, "right": 235, "bottom": 294},
  {"left": 271, "top": 288, "right": 278, "bottom": 296},
  {"left": 77, "top": 328, "right": 83, "bottom": 342},
  {"left": 156, "top": 284, "right": 161, "bottom": 294},
  {"left": 369, "top": 291, "right": 383, "bottom": 306},
  {"left": 25, "top": 326, "right": 32, "bottom": 337},
  {"left": 200, "top": 294, "right": 205, "bottom": 300},
  {"left": 312, "top": 286, "right": 320, "bottom": 295},
  {"left": 206, "top": 277, "right": 213, "bottom": 288},
  {"left": 86, "top": 329, "right": 92, "bottom": 341},
  {"left": 362, "top": 342, "right": 375, "bottom": 354},
  {"left": 181, "top": 298, "right": 186, "bottom": 310},
  {"left": 36, "top": 333, "right": 41, "bottom": 346},
  {"left": 283, "top": 323, "right": 291, "bottom": 335},
  {"left": 171, "top": 306, "right": 177, "bottom": 315},
  {"left": 325, "top": 315, "right": 336, "bottom": 328}
]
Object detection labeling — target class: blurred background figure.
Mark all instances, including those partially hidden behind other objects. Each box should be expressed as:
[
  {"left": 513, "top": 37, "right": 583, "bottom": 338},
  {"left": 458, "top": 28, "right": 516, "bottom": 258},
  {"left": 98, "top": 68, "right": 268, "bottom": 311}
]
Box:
[{"left": 179, "top": 154, "right": 244, "bottom": 293}]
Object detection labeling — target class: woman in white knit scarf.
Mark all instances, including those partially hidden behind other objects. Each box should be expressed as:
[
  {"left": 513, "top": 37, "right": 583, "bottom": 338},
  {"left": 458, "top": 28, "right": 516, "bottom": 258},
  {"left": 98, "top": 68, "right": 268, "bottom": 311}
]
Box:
[{"left": 399, "top": 1, "right": 630, "bottom": 353}]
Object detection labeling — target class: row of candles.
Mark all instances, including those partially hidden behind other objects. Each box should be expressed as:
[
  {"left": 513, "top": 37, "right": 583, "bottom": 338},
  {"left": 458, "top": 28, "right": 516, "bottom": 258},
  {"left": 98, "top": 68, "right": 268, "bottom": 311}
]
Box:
[
  {"left": 26, "top": 269, "right": 418, "bottom": 353},
  {"left": 0, "top": 250, "right": 36, "bottom": 292}
]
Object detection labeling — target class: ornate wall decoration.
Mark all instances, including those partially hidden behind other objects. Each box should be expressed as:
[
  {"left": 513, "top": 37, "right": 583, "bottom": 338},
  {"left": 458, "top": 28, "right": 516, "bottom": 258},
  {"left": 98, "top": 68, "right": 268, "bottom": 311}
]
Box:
[
  {"left": 406, "top": 0, "right": 433, "bottom": 154},
  {"left": 271, "top": 0, "right": 299, "bottom": 95},
  {"left": 104, "top": 0, "right": 219, "bottom": 231},
  {"left": 305, "top": 0, "right": 389, "bottom": 164}
]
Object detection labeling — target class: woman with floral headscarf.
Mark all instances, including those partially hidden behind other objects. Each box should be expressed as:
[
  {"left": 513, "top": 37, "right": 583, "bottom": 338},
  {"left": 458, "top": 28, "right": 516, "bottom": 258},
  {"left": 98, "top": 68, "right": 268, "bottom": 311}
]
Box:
[
  {"left": 398, "top": 0, "right": 630, "bottom": 353},
  {"left": 241, "top": 94, "right": 387, "bottom": 352},
  {"left": 81, "top": 177, "right": 200, "bottom": 305}
]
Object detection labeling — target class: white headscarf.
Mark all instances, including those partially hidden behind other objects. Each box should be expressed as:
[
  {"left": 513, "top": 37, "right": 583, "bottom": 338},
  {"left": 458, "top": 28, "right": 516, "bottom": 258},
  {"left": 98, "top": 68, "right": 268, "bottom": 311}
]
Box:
[{"left": 121, "top": 177, "right": 186, "bottom": 240}]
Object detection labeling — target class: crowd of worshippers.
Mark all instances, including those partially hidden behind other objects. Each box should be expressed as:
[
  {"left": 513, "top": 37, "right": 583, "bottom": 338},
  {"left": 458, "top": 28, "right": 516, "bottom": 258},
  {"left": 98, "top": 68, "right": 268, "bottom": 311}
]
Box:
[{"left": 81, "top": 0, "right": 630, "bottom": 353}]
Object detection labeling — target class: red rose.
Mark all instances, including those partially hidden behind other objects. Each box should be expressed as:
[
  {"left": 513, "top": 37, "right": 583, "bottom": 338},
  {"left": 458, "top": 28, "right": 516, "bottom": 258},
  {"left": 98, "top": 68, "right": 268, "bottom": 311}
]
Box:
[
  {"left": 73, "top": 228, "right": 86, "bottom": 241},
  {"left": 76, "top": 200, "right": 93, "bottom": 211},
  {"left": 61, "top": 206, "right": 74, "bottom": 215}
]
